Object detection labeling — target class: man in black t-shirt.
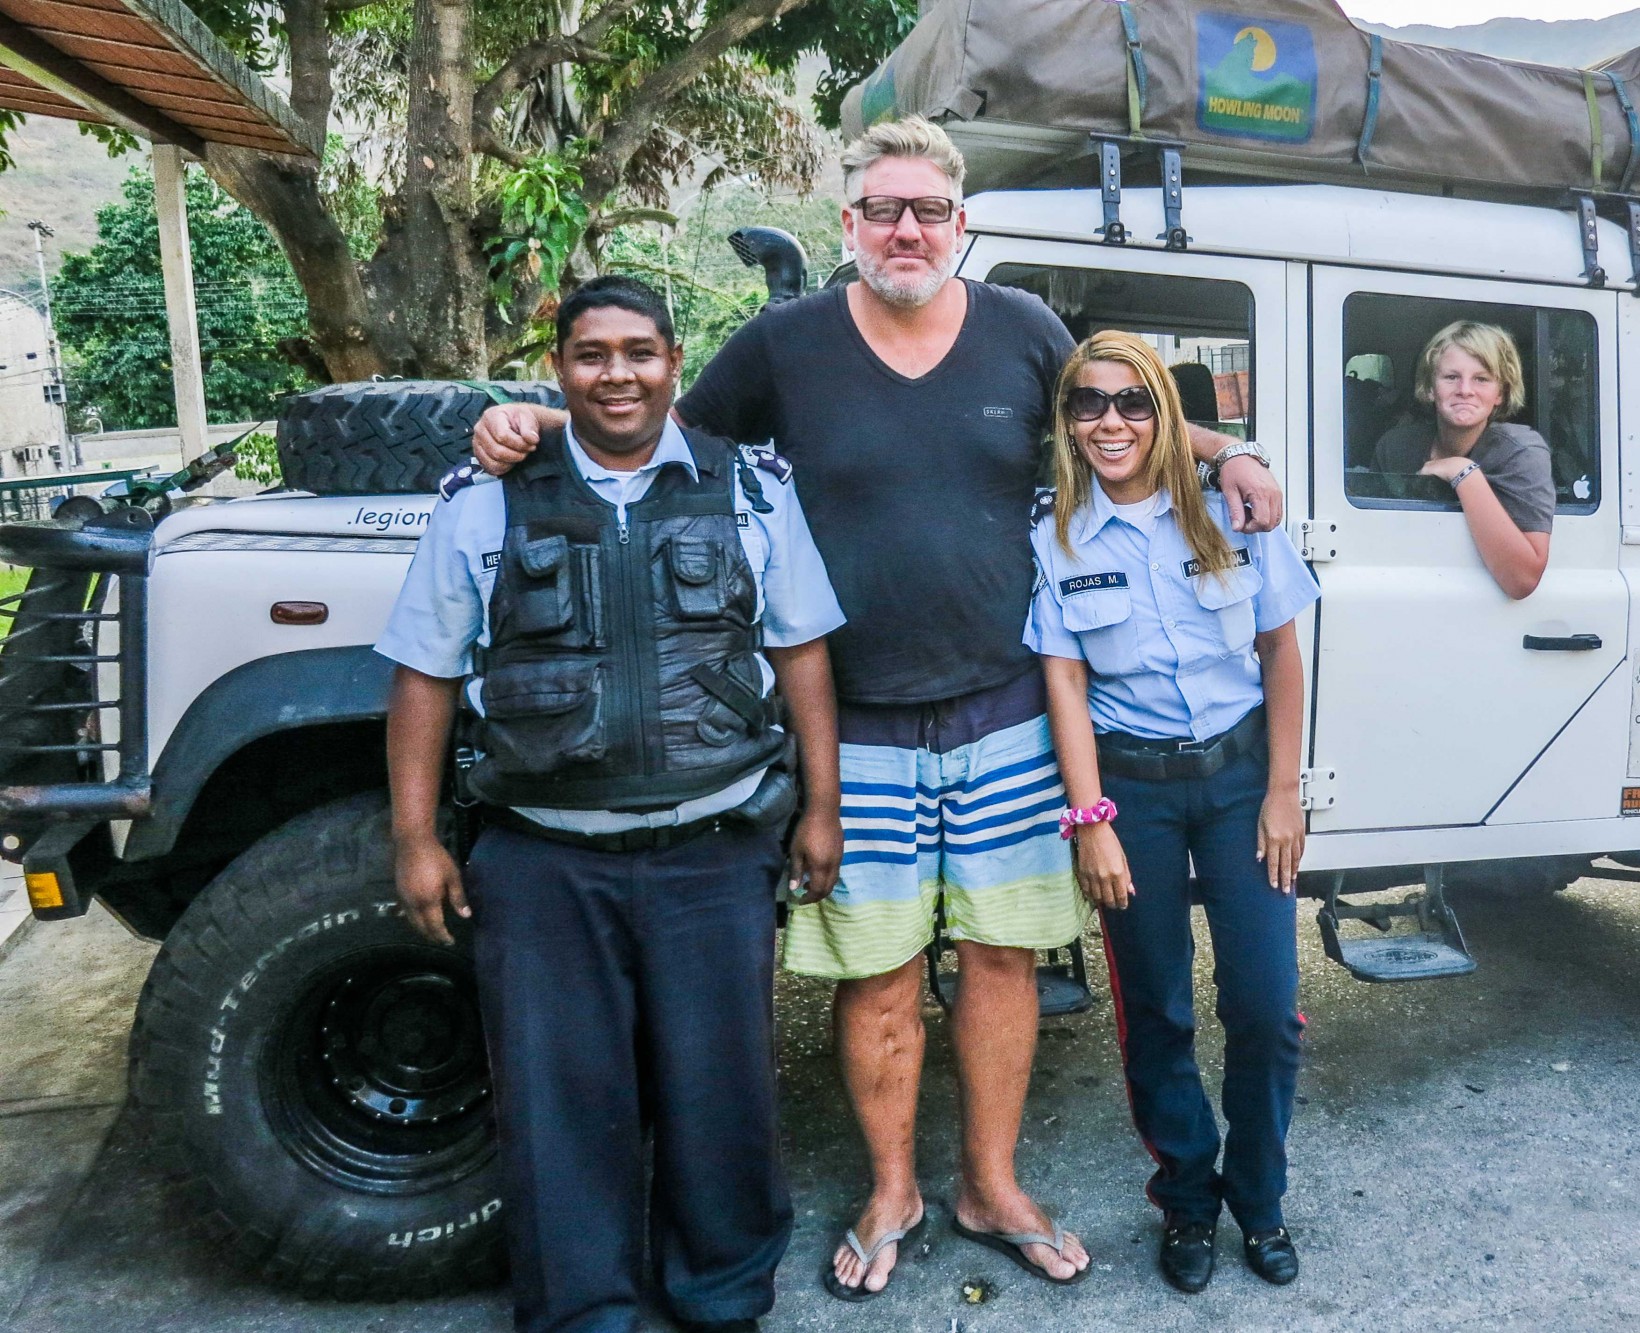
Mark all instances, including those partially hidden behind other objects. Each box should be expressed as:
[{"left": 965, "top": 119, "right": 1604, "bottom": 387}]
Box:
[{"left": 471, "top": 117, "right": 1283, "bottom": 1304}]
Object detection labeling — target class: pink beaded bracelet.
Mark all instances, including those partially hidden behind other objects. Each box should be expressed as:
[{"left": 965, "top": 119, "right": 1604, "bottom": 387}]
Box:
[{"left": 1058, "top": 798, "right": 1118, "bottom": 839}]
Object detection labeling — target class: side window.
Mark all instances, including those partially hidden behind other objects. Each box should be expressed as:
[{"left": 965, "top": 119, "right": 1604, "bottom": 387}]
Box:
[
  {"left": 1343, "top": 293, "right": 1599, "bottom": 515},
  {"left": 987, "top": 265, "right": 1255, "bottom": 438}
]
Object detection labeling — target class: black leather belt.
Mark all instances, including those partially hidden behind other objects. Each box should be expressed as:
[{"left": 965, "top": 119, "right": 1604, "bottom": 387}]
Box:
[
  {"left": 481, "top": 805, "right": 725, "bottom": 852},
  {"left": 1096, "top": 706, "right": 1266, "bottom": 782}
]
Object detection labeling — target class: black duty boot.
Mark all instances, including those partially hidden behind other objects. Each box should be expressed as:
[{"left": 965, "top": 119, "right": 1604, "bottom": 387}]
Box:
[
  {"left": 1243, "top": 1226, "right": 1299, "bottom": 1285},
  {"left": 1159, "top": 1215, "right": 1217, "bottom": 1293}
]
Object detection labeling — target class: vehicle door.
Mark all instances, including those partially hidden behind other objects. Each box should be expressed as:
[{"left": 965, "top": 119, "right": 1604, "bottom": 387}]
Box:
[
  {"left": 961, "top": 232, "right": 1290, "bottom": 498},
  {"left": 1306, "top": 269, "right": 1626, "bottom": 837}
]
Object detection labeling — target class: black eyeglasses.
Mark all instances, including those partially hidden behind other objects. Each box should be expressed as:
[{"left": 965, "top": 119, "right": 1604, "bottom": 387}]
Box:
[
  {"left": 1064, "top": 385, "right": 1157, "bottom": 423},
  {"left": 850, "top": 195, "right": 957, "bottom": 225}
]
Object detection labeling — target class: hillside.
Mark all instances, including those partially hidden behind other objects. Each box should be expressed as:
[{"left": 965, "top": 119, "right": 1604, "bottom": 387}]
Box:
[
  {"left": 1357, "top": 8, "right": 1640, "bottom": 69},
  {"left": 0, "top": 118, "right": 135, "bottom": 294}
]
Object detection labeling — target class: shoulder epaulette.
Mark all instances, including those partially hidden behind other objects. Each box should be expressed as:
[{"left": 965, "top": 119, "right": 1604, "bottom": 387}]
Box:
[
  {"left": 438, "top": 460, "right": 480, "bottom": 501},
  {"left": 1030, "top": 487, "right": 1056, "bottom": 526},
  {"left": 740, "top": 442, "right": 794, "bottom": 485}
]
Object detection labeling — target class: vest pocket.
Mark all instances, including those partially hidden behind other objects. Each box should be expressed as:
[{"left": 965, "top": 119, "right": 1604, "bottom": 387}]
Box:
[
  {"left": 667, "top": 537, "right": 729, "bottom": 620},
  {"left": 691, "top": 654, "right": 767, "bottom": 747},
  {"left": 511, "top": 532, "right": 574, "bottom": 636},
  {"left": 480, "top": 659, "right": 607, "bottom": 771},
  {"left": 507, "top": 531, "right": 605, "bottom": 647}
]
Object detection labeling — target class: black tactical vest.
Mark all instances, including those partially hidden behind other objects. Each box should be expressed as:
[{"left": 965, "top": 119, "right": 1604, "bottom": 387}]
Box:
[{"left": 468, "top": 428, "right": 785, "bottom": 811}]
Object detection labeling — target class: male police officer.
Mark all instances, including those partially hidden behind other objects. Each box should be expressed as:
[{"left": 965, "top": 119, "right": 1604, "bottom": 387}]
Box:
[
  {"left": 469, "top": 121, "right": 1283, "bottom": 1297},
  {"left": 380, "top": 276, "right": 846, "bottom": 1333}
]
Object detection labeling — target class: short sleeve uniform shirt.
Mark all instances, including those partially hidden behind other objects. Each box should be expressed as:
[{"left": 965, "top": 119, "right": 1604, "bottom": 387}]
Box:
[{"left": 1026, "top": 489, "right": 1319, "bottom": 742}]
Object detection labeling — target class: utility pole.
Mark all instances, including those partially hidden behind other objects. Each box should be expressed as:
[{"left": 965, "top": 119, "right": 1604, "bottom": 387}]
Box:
[{"left": 24, "top": 219, "right": 75, "bottom": 468}]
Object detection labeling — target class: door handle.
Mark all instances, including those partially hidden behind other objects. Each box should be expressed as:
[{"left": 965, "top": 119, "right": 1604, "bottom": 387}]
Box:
[{"left": 1522, "top": 633, "right": 1602, "bottom": 651}]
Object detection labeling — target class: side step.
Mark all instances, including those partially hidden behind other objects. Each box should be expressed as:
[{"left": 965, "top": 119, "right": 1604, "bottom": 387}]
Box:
[
  {"left": 1317, "top": 866, "right": 1477, "bottom": 983},
  {"left": 924, "top": 903, "right": 1096, "bottom": 1017}
]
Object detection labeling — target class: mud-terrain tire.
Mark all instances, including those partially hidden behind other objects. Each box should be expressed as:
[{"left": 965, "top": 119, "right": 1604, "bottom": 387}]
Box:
[
  {"left": 277, "top": 379, "right": 564, "bottom": 496},
  {"left": 128, "top": 791, "right": 504, "bottom": 1298}
]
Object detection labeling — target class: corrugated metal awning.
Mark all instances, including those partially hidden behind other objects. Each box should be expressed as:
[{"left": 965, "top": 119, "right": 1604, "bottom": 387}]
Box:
[{"left": 0, "top": 0, "right": 318, "bottom": 157}]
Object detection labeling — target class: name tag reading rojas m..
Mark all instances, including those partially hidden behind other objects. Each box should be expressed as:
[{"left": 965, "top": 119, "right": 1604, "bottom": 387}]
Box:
[
  {"left": 1060, "top": 572, "right": 1128, "bottom": 596},
  {"left": 1181, "top": 548, "right": 1252, "bottom": 579}
]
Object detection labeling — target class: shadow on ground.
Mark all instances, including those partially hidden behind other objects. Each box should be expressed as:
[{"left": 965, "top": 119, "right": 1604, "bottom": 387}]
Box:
[{"left": 4, "top": 877, "right": 1639, "bottom": 1332}]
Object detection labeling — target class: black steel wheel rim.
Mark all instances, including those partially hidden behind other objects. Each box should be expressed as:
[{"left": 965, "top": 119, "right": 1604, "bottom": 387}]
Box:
[{"left": 262, "top": 946, "right": 495, "bottom": 1193}]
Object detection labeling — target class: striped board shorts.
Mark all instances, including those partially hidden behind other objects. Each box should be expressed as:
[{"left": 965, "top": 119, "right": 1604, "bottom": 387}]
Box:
[{"left": 782, "top": 672, "right": 1088, "bottom": 980}]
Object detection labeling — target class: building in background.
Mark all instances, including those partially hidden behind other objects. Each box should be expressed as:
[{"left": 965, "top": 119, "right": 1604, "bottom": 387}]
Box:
[{"left": 0, "top": 290, "right": 68, "bottom": 478}]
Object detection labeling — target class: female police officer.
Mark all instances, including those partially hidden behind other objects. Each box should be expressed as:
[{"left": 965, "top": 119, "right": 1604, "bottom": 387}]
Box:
[{"left": 1025, "top": 331, "right": 1319, "bottom": 1294}]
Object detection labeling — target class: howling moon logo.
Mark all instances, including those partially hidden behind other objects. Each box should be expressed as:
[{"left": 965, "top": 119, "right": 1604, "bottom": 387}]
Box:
[{"left": 1235, "top": 26, "right": 1278, "bottom": 72}]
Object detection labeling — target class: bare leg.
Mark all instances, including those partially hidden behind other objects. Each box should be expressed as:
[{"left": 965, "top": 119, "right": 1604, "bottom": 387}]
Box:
[
  {"left": 829, "top": 955, "right": 927, "bottom": 1294},
  {"left": 951, "top": 940, "right": 1089, "bottom": 1279}
]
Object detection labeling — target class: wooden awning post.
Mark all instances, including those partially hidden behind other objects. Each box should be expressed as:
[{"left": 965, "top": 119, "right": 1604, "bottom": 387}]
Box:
[{"left": 151, "top": 142, "right": 207, "bottom": 467}]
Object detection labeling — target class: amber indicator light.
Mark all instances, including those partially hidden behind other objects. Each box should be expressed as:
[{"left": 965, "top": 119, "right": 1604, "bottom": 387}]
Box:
[
  {"left": 271, "top": 601, "right": 329, "bottom": 625},
  {"left": 24, "top": 871, "right": 63, "bottom": 910}
]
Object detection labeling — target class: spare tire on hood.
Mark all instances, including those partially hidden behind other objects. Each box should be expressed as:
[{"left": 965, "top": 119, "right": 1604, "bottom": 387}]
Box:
[{"left": 276, "top": 379, "right": 564, "bottom": 496}]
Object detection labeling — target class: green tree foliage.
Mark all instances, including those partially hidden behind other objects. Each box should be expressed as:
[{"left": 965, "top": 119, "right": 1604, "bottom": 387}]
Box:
[
  {"left": 178, "top": 0, "right": 909, "bottom": 379},
  {"left": 601, "top": 182, "right": 845, "bottom": 387},
  {"left": 52, "top": 168, "right": 311, "bottom": 431},
  {"left": 0, "top": 0, "right": 912, "bottom": 383},
  {"left": 231, "top": 431, "right": 282, "bottom": 485}
]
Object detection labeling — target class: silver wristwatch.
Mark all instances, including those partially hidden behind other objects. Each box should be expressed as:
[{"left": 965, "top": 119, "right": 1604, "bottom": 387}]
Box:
[{"left": 1199, "top": 440, "right": 1269, "bottom": 489}]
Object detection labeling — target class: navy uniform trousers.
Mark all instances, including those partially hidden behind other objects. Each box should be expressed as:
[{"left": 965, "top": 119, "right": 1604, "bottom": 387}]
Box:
[
  {"left": 1097, "top": 747, "right": 1302, "bottom": 1235},
  {"left": 464, "top": 821, "right": 793, "bottom": 1333}
]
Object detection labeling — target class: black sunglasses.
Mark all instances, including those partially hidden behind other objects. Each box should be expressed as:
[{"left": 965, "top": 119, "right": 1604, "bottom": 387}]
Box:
[
  {"left": 851, "top": 195, "right": 957, "bottom": 225},
  {"left": 1064, "top": 385, "right": 1157, "bottom": 423}
]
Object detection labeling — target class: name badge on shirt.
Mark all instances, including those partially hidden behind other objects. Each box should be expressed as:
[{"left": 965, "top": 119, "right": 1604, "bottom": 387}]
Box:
[
  {"left": 1181, "top": 548, "right": 1251, "bottom": 579},
  {"left": 736, "top": 512, "right": 750, "bottom": 528},
  {"left": 481, "top": 550, "right": 502, "bottom": 571},
  {"left": 1060, "top": 572, "right": 1128, "bottom": 596}
]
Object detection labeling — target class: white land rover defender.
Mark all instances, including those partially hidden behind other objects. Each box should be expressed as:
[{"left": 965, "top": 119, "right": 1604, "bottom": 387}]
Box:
[{"left": 10, "top": 160, "right": 1640, "bottom": 1301}]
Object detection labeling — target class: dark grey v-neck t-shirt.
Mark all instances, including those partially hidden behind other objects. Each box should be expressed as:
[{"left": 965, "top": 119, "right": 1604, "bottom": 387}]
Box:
[{"left": 678, "top": 280, "right": 1075, "bottom": 705}]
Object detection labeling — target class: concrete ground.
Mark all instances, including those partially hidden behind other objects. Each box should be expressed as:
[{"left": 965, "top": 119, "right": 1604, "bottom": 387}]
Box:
[{"left": 2, "top": 874, "right": 1639, "bottom": 1333}]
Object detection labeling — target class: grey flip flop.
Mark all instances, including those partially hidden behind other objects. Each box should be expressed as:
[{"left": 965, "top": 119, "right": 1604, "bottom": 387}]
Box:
[
  {"left": 951, "top": 1217, "right": 1092, "bottom": 1286},
  {"left": 821, "top": 1211, "right": 929, "bottom": 1303}
]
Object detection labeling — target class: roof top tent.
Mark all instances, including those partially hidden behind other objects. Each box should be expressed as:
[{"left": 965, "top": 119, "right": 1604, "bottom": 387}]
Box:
[
  {"left": 840, "top": 0, "right": 1640, "bottom": 281},
  {"left": 0, "top": 0, "right": 319, "bottom": 470}
]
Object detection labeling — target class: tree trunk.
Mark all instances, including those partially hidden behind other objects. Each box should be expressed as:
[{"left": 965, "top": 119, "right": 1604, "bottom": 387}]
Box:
[
  {"left": 371, "top": 0, "right": 488, "bottom": 377},
  {"left": 205, "top": 145, "right": 401, "bottom": 381}
]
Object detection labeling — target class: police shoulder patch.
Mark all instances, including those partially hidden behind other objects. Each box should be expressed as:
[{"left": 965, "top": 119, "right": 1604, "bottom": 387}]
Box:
[
  {"left": 740, "top": 443, "right": 793, "bottom": 484},
  {"left": 438, "top": 460, "right": 479, "bottom": 502},
  {"left": 1030, "top": 487, "right": 1056, "bottom": 526}
]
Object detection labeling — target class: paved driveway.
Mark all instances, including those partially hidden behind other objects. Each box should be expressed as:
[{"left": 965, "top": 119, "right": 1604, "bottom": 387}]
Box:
[{"left": 3, "top": 875, "right": 1639, "bottom": 1333}]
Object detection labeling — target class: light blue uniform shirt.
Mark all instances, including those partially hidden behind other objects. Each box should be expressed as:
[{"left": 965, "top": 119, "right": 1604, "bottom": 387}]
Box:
[
  {"left": 376, "top": 418, "right": 845, "bottom": 830},
  {"left": 1025, "top": 487, "right": 1319, "bottom": 742}
]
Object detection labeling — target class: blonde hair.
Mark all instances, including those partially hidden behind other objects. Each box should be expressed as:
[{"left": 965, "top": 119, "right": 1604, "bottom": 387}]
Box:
[
  {"left": 1414, "top": 321, "right": 1526, "bottom": 419},
  {"left": 1050, "top": 331, "right": 1235, "bottom": 578},
  {"left": 840, "top": 115, "right": 965, "bottom": 203}
]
